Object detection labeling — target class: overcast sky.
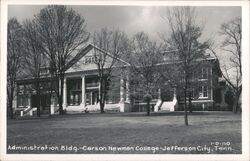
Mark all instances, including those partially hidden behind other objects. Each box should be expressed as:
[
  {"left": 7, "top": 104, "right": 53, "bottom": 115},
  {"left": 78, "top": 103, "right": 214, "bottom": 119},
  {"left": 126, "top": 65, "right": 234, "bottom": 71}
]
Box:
[{"left": 8, "top": 5, "right": 241, "bottom": 43}]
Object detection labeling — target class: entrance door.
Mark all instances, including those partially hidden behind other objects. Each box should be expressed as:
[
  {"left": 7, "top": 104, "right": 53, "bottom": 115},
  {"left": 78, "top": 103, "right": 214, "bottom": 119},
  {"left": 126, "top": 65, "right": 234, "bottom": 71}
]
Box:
[
  {"left": 40, "top": 94, "right": 50, "bottom": 111},
  {"left": 31, "top": 95, "right": 38, "bottom": 108},
  {"left": 86, "top": 90, "right": 99, "bottom": 105},
  {"left": 31, "top": 94, "right": 50, "bottom": 114},
  {"left": 92, "top": 91, "right": 99, "bottom": 105}
]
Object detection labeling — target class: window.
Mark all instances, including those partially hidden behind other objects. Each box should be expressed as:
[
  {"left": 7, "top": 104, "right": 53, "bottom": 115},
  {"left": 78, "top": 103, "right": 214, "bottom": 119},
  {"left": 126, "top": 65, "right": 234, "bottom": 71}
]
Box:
[
  {"left": 199, "top": 68, "right": 208, "bottom": 80},
  {"left": 199, "top": 86, "right": 208, "bottom": 98},
  {"left": 190, "top": 72, "right": 195, "bottom": 82},
  {"left": 69, "top": 92, "right": 81, "bottom": 105},
  {"left": 190, "top": 88, "right": 195, "bottom": 98},
  {"left": 67, "top": 79, "right": 82, "bottom": 105},
  {"left": 40, "top": 68, "right": 49, "bottom": 75},
  {"left": 84, "top": 56, "right": 95, "bottom": 64},
  {"left": 203, "top": 86, "right": 208, "bottom": 97},
  {"left": 17, "top": 95, "right": 28, "bottom": 107}
]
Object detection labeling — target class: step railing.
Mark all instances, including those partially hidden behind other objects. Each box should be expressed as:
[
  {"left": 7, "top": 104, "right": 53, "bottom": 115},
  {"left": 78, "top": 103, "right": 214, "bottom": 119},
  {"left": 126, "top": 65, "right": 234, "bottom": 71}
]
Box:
[{"left": 20, "top": 106, "right": 37, "bottom": 117}]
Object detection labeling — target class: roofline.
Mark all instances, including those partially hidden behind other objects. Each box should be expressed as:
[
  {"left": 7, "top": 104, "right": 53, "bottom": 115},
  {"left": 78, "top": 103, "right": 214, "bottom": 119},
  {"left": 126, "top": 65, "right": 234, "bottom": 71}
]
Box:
[
  {"left": 64, "top": 44, "right": 94, "bottom": 71},
  {"left": 89, "top": 43, "right": 131, "bottom": 66}
]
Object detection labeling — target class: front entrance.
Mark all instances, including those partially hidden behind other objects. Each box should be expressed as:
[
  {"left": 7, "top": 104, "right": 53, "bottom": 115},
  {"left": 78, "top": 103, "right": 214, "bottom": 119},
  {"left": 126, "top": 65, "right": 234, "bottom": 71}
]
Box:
[
  {"left": 86, "top": 90, "right": 99, "bottom": 105},
  {"left": 31, "top": 94, "right": 50, "bottom": 114}
]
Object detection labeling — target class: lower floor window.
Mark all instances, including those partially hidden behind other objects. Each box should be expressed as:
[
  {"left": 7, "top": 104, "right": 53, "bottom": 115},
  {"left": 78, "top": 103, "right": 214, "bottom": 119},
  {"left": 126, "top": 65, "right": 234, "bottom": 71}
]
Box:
[
  {"left": 199, "top": 86, "right": 208, "bottom": 98},
  {"left": 17, "top": 95, "right": 28, "bottom": 107},
  {"left": 68, "top": 92, "right": 81, "bottom": 105}
]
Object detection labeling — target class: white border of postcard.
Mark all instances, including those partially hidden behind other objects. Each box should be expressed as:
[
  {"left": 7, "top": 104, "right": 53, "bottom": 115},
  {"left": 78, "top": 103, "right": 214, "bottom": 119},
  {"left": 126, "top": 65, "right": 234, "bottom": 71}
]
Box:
[{"left": 0, "top": 0, "right": 249, "bottom": 161}]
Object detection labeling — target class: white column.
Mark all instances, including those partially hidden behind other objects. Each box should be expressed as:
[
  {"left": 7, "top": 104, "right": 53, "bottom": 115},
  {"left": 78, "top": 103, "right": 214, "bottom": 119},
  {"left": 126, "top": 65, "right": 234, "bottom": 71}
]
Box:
[
  {"left": 50, "top": 106, "right": 55, "bottom": 115},
  {"left": 27, "top": 94, "right": 31, "bottom": 108},
  {"left": 50, "top": 95, "right": 55, "bottom": 115},
  {"left": 173, "top": 88, "right": 177, "bottom": 100},
  {"left": 63, "top": 78, "right": 67, "bottom": 109},
  {"left": 154, "top": 88, "right": 161, "bottom": 112},
  {"left": 28, "top": 94, "right": 32, "bottom": 116},
  {"left": 81, "top": 75, "right": 86, "bottom": 107},
  {"left": 90, "top": 92, "right": 93, "bottom": 105},
  {"left": 20, "top": 111, "right": 24, "bottom": 117},
  {"left": 125, "top": 76, "right": 130, "bottom": 103},
  {"left": 120, "top": 77, "right": 125, "bottom": 103},
  {"left": 170, "top": 87, "right": 177, "bottom": 112},
  {"left": 158, "top": 88, "right": 161, "bottom": 100}
]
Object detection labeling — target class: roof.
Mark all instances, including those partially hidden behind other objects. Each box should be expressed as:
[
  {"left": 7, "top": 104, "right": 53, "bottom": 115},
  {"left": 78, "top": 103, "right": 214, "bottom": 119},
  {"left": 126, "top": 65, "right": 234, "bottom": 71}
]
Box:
[
  {"left": 65, "top": 44, "right": 130, "bottom": 71},
  {"left": 65, "top": 44, "right": 130, "bottom": 74}
]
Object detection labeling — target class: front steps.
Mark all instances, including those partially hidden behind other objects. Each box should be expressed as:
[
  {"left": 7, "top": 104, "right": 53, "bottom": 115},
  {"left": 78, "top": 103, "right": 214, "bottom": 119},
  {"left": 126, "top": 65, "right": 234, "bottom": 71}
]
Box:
[
  {"left": 160, "top": 101, "right": 176, "bottom": 111},
  {"left": 155, "top": 98, "right": 177, "bottom": 112}
]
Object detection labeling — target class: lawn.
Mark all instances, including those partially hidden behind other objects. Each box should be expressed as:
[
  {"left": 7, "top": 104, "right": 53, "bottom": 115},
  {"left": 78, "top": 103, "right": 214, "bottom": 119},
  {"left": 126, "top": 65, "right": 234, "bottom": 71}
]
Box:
[{"left": 7, "top": 111, "right": 241, "bottom": 154}]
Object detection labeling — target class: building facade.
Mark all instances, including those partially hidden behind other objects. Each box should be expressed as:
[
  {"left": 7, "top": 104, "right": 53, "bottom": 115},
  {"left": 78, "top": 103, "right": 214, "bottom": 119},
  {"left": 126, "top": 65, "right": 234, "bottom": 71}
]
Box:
[{"left": 14, "top": 44, "right": 222, "bottom": 116}]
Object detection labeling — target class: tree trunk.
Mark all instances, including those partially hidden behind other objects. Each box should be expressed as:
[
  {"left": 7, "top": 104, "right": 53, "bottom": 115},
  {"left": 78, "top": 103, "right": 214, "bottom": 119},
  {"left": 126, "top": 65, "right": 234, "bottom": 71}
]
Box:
[
  {"left": 99, "top": 79, "right": 107, "bottom": 113},
  {"left": 99, "top": 80, "right": 104, "bottom": 113},
  {"left": 49, "top": 73, "right": 55, "bottom": 116},
  {"left": 58, "top": 76, "right": 64, "bottom": 115},
  {"left": 147, "top": 100, "right": 150, "bottom": 116},
  {"left": 184, "top": 82, "right": 188, "bottom": 126},
  {"left": 36, "top": 81, "right": 41, "bottom": 117},
  {"left": 100, "top": 101, "right": 105, "bottom": 113},
  {"left": 36, "top": 94, "right": 41, "bottom": 117},
  {"left": 233, "top": 92, "right": 240, "bottom": 114},
  {"left": 188, "top": 92, "right": 192, "bottom": 113},
  {"left": 8, "top": 98, "right": 14, "bottom": 119},
  {"left": 49, "top": 81, "right": 52, "bottom": 116}
]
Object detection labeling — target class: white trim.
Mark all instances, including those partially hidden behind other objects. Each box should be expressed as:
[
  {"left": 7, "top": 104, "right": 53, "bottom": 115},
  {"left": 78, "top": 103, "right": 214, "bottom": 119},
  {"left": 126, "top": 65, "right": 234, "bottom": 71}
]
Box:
[
  {"left": 192, "top": 100, "right": 214, "bottom": 103},
  {"left": 198, "top": 97, "right": 209, "bottom": 99},
  {"left": 198, "top": 78, "right": 208, "bottom": 81}
]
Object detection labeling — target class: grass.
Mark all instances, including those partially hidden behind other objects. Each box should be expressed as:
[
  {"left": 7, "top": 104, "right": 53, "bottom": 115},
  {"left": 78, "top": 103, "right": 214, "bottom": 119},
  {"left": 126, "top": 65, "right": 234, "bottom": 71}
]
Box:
[{"left": 7, "top": 111, "right": 241, "bottom": 154}]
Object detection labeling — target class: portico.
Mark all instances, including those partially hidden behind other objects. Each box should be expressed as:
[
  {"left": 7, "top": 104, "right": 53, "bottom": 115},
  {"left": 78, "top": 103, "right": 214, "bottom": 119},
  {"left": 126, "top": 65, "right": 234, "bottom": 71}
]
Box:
[{"left": 52, "top": 73, "right": 131, "bottom": 113}]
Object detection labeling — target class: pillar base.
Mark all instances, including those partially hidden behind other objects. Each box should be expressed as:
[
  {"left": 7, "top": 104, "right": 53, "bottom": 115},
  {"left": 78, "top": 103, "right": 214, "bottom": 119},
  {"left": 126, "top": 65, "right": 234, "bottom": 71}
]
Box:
[
  {"left": 63, "top": 104, "right": 67, "bottom": 110},
  {"left": 20, "top": 111, "right": 24, "bottom": 117},
  {"left": 50, "top": 105, "right": 55, "bottom": 115},
  {"left": 80, "top": 103, "right": 86, "bottom": 108}
]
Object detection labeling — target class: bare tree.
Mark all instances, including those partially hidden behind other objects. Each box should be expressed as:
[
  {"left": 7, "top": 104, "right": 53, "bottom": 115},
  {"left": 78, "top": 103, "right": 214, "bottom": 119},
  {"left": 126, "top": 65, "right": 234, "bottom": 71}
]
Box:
[
  {"left": 34, "top": 5, "right": 89, "bottom": 114},
  {"left": 92, "top": 28, "right": 129, "bottom": 113},
  {"left": 7, "top": 18, "right": 24, "bottom": 119},
  {"left": 210, "top": 17, "right": 241, "bottom": 113},
  {"left": 22, "top": 19, "right": 48, "bottom": 117},
  {"left": 162, "top": 7, "right": 209, "bottom": 125},
  {"left": 128, "top": 32, "right": 162, "bottom": 116}
]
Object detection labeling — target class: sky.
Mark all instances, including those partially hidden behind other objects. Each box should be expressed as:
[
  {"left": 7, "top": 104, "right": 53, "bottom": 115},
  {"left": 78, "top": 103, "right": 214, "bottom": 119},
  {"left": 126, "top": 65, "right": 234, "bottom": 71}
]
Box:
[
  {"left": 7, "top": 5, "right": 242, "bottom": 81},
  {"left": 8, "top": 5, "right": 241, "bottom": 43}
]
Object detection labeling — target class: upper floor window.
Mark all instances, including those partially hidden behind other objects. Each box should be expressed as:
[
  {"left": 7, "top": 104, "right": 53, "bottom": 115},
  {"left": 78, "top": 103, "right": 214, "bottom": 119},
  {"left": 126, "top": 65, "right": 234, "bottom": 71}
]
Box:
[
  {"left": 199, "top": 68, "right": 208, "bottom": 80},
  {"left": 190, "top": 72, "right": 195, "bottom": 82},
  {"left": 68, "top": 79, "right": 81, "bottom": 91},
  {"left": 40, "top": 68, "right": 49, "bottom": 75}
]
